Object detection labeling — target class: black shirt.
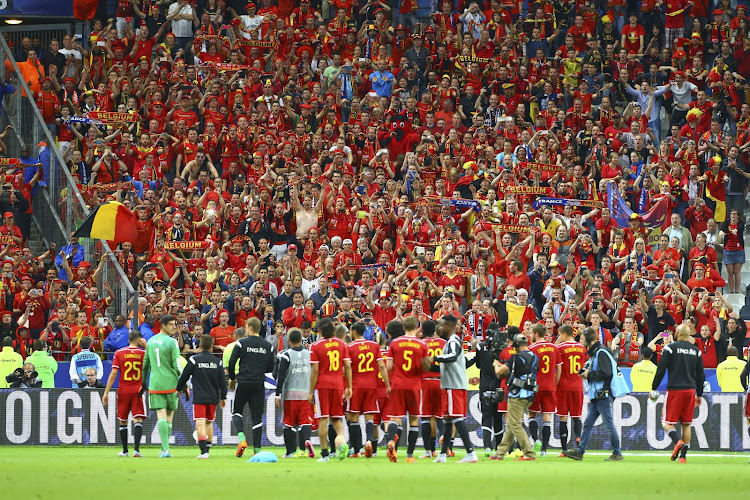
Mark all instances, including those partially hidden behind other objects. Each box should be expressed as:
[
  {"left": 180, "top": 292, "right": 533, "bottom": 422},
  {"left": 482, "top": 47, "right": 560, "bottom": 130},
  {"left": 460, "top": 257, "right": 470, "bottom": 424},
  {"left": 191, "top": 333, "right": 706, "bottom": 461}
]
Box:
[
  {"left": 646, "top": 306, "right": 676, "bottom": 343},
  {"left": 177, "top": 350, "right": 228, "bottom": 404},
  {"left": 652, "top": 340, "right": 705, "bottom": 395},
  {"left": 227, "top": 335, "right": 274, "bottom": 384}
]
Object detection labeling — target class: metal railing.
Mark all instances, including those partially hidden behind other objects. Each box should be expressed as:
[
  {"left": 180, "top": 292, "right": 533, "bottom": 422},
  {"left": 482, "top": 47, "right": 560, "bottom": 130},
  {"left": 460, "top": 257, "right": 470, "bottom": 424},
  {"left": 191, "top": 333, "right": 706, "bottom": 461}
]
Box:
[{"left": 0, "top": 36, "right": 137, "bottom": 322}]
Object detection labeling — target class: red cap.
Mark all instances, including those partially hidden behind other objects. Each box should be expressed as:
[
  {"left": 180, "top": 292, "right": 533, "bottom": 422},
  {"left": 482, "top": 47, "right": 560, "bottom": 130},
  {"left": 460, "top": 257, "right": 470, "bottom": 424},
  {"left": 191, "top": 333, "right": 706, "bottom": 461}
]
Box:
[
  {"left": 653, "top": 295, "right": 667, "bottom": 304},
  {"left": 218, "top": 308, "right": 229, "bottom": 316},
  {"left": 345, "top": 281, "right": 355, "bottom": 288},
  {"left": 2, "top": 212, "right": 13, "bottom": 218},
  {"left": 0, "top": 310, "right": 12, "bottom": 317},
  {"left": 646, "top": 264, "right": 659, "bottom": 272},
  {"left": 20, "top": 276, "right": 33, "bottom": 284}
]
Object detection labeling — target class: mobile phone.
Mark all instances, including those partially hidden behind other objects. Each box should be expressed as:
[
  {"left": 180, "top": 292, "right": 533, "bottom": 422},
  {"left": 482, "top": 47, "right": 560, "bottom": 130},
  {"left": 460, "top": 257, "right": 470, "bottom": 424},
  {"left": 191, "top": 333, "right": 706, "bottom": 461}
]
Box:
[
  {"left": 665, "top": 273, "right": 674, "bottom": 279},
  {"left": 661, "top": 332, "right": 670, "bottom": 338}
]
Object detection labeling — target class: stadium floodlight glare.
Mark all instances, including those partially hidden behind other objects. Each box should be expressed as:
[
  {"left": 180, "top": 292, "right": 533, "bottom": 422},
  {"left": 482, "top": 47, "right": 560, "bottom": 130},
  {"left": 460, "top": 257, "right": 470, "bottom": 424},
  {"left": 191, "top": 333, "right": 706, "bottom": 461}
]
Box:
[{"left": 4, "top": 19, "right": 23, "bottom": 25}]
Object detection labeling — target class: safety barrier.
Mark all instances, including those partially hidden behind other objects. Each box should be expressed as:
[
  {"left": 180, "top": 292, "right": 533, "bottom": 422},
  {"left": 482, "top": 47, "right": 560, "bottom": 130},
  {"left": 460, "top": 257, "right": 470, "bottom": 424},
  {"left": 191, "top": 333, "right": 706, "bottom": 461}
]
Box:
[
  {"left": 1, "top": 389, "right": 748, "bottom": 451},
  {"left": 0, "top": 36, "right": 137, "bottom": 321}
]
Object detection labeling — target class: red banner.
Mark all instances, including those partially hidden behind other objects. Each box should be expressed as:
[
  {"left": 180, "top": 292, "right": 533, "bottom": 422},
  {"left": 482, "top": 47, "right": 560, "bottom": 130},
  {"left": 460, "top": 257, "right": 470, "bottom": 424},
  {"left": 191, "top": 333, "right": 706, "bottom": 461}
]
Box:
[
  {"left": 0, "top": 158, "right": 19, "bottom": 166},
  {"left": 164, "top": 241, "right": 211, "bottom": 250},
  {"left": 486, "top": 224, "right": 530, "bottom": 234},
  {"left": 518, "top": 161, "right": 565, "bottom": 173},
  {"left": 0, "top": 235, "right": 16, "bottom": 244},
  {"left": 87, "top": 111, "right": 140, "bottom": 123},
  {"left": 506, "top": 186, "right": 556, "bottom": 196}
]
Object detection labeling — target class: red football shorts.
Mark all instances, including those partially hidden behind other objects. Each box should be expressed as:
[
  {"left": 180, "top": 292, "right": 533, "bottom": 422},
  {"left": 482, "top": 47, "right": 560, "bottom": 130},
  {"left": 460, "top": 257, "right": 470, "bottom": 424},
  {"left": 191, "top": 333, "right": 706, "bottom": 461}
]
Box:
[
  {"left": 385, "top": 387, "right": 421, "bottom": 419},
  {"left": 419, "top": 379, "right": 444, "bottom": 418},
  {"left": 530, "top": 389, "right": 557, "bottom": 414},
  {"left": 116, "top": 391, "right": 146, "bottom": 421},
  {"left": 745, "top": 395, "right": 750, "bottom": 420},
  {"left": 556, "top": 391, "right": 584, "bottom": 418},
  {"left": 347, "top": 387, "right": 380, "bottom": 414},
  {"left": 193, "top": 404, "right": 217, "bottom": 422},
  {"left": 314, "top": 388, "right": 344, "bottom": 419},
  {"left": 442, "top": 389, "right": 467, "bottom": 418},
  {"left": 663, "top": 389, "right": 697, "bottom": 424},
  {"left": 374, "top": 395, "right": 389, "bottom": 425},
  {"left": 283, "top": 399, "right": 314, "bottom": 427}
]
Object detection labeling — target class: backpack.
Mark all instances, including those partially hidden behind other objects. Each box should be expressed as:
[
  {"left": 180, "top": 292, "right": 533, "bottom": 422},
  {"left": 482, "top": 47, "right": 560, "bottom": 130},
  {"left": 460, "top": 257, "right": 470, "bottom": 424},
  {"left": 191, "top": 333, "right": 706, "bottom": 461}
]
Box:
[
  {"left": 508, "top": 350, "right": 539, "bottom": 396},
  {"left": 595, "top": 347, "right": 630, "bottom": 398}
]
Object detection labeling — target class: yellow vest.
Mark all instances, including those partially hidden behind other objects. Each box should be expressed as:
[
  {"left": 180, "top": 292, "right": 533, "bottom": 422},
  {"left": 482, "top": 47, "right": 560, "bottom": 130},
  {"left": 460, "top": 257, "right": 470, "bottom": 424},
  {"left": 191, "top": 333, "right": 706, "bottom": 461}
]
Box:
[
  {"left": 629, "top": 359, "right": 657, "bottom": 392},
  {"left": 716, "top": 356, "right": 746, "bottom": 392},
  {"left": 0, "top": 346, "right": 23, "bottom": 388}
]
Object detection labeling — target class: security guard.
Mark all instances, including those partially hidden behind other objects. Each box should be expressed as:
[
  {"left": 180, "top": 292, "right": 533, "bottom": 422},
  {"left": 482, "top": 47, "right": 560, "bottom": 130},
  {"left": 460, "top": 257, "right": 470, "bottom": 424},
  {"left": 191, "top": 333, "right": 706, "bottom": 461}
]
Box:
[
  {"left": 0, "top": 336, "right": 23, "bottom": 388},
  {"left": 630, "top": 346, "right": 658, "bottom": 392},
  {"left": 717, "top": 346, "right": 746, "bottom": 392},
  {"left": 491, "top": 333, "right": 539, "bottom": 461}
]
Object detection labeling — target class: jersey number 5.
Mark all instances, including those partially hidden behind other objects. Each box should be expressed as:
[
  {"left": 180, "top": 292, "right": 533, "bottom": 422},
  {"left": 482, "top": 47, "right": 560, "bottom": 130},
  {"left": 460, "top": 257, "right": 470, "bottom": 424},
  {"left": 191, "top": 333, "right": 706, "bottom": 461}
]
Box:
[{"left": 402, "top": 350, "right": 413, "bottom": 371}]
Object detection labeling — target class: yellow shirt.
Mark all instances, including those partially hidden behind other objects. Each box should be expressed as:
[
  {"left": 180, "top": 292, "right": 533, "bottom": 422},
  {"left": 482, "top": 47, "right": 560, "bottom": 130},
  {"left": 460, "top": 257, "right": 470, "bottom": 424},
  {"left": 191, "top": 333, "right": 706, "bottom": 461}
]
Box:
[
  {"left": 629, "top": 359, "right": 657, "bottom": 392},
  {"left": 0, "top": 346, "right": 23, "bottom": 388},
  {"left": 716, "top": 356, "right": 746, "bottom": 392}
]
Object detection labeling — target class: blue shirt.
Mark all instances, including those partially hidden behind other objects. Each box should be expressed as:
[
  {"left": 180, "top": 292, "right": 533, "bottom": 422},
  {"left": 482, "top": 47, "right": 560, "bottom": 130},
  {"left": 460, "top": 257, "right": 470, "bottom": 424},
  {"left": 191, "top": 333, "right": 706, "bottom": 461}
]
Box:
[
  {"left": 55, "top": 243, "right": 85, "bottom": 281},
  {"left": 369, "top": 70, "right": 394, "bottom": 98},
  {"left": 625, "top": 84, "right": 668, "bottom": 122}
]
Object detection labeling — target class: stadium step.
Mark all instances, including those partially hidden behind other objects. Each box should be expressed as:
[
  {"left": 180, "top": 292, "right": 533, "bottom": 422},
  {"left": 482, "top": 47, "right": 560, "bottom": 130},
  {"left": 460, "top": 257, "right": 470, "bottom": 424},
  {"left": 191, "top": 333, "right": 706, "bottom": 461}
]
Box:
[
  {"left": 27, "top": 221, "right": 46, "bottom": 255},
  {"left": 724, "top": 293, "right": 745, "bottom": 312}
]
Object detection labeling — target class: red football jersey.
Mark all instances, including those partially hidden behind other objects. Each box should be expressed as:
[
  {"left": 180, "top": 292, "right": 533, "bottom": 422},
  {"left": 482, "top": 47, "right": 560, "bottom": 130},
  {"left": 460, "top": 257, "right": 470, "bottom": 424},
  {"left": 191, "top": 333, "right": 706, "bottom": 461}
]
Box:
[
  {"left": 310, "top": 337, "right": 350, "bottom": 390},
  {"left": 423, "top": 337, "right": 447, "bottom": 380},
  {"left": 349, "top": 339, "right": 383, "bottom": 389},
  {"left": 386, "top": 336, "right": 428, "bottom": 390},
  {"left": 556, "top": 341, "right": 587, "bottom": 392},
  {"left": 530, "top": 341, "right": 561, "bottom": 391},
  {"left": 112, "top": 346, "right": 146, "bottom": 394}
]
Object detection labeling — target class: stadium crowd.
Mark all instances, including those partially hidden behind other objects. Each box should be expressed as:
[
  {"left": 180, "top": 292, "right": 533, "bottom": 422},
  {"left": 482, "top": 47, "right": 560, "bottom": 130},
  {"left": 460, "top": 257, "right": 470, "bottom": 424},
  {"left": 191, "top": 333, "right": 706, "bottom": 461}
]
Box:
[{"left": 1, "top": 0, "right": 750, "bottom": 392}]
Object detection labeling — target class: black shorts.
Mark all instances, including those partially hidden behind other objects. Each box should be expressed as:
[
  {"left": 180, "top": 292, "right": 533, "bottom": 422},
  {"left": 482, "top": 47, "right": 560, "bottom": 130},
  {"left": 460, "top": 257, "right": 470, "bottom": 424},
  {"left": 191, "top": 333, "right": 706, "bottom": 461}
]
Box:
[{"left": 232, "top": 382, "right": 266, "bottom": 420}]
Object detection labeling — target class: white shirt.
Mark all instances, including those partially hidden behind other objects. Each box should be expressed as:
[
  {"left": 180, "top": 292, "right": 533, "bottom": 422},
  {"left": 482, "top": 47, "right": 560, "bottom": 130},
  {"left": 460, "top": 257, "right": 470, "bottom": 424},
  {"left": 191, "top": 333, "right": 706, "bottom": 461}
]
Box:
[{"left": 168, "top": 3, "right": 194, "bottom": 38}]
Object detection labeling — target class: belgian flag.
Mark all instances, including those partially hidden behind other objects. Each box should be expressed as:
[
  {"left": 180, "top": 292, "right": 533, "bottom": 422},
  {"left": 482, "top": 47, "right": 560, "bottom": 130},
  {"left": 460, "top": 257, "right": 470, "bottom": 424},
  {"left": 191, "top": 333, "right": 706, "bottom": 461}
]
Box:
[{"left": 73, "top": 201, "right": 138, "bottom": 244}]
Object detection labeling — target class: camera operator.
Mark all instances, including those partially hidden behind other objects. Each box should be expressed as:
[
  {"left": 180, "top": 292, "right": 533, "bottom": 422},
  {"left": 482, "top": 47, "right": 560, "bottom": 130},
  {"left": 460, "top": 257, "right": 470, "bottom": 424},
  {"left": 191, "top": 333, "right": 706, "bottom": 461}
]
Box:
[
  {"left": 468, "top": 322, "right": 508, "bottom": 456},
  {"left": 491, "top": 333, "right": 539, "bottom": 461},
  {"left": 562, "top": 328, "right": 624, "bottom": 461},
  {"left": 7, "top": 363, "right": 42, "bottom": 389}
]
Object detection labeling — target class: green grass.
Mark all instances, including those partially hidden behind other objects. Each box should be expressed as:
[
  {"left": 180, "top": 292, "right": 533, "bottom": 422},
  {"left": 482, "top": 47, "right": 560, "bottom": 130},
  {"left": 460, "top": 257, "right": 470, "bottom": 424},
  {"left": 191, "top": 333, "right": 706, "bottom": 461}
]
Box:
[{"left": 1, "top": 447, "right": 748, "bottom": 499}]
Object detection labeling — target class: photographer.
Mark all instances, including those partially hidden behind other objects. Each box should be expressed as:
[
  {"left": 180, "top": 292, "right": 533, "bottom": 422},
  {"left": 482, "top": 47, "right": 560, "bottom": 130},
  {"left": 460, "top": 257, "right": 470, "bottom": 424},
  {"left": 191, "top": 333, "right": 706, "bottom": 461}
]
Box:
[
  {"left": 468, "top": 322, "right": 509, "bottom": 456},
  {"left": 491, "top": 333, "right": 539, "bottom": 461},
  {"left": 7, "top": 363, "right": 42, "bottom": 389},
  {"left": 562, "top": 328, "right": 623, "bottom": 461}
]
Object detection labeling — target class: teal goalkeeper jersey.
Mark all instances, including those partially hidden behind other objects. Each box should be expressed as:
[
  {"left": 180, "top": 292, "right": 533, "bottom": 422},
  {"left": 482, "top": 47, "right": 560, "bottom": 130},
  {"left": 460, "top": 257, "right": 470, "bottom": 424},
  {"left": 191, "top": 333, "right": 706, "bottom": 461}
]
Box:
[{"left": 143, "top": 333, "right": 181, "bottom": 393}]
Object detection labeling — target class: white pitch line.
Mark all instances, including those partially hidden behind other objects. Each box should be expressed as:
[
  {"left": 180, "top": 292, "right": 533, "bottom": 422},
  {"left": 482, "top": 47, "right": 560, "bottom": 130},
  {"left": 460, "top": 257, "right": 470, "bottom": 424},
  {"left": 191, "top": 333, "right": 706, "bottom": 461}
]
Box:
[{"left": 584, "top": 452, "right": 747, "bottom": 458}]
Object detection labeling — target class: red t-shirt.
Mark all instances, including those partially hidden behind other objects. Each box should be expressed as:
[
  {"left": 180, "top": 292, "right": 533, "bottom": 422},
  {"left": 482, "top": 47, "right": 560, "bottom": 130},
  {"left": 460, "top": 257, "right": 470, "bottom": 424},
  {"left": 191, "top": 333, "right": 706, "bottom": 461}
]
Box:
[
  {"left": 556, "top": 341, "right": 587, "bottom": 392},
  {"left": 530, "top": 341, "right": 561, "bottom": 391},
  {"left": 210, "top": 325, "right": 235, "bottom": 348},
  {"left": 386, "top": 336, "right": 428, "bottom": 390},
  {"left": 310, "top": 337, "right": 350, "bottom": 390},
  {"left": 112, "top": 346, "right": 146, "bottom": 393},
  {"left": 349, "top": 339, "right": 383, "bottom": 389}
]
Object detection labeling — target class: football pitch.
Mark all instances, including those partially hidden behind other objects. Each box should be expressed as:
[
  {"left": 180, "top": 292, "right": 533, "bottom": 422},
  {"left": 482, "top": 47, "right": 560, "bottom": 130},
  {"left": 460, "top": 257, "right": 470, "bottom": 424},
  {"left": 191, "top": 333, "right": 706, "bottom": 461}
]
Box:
[{"left": 1, "top": 447, "right": 748, "bottom": 499}]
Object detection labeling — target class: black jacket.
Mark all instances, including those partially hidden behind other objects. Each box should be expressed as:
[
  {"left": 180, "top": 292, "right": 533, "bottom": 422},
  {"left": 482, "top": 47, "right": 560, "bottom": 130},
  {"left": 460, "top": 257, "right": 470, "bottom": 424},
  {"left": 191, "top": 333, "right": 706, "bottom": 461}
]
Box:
[
  {"left": 177, "top": 351, "right": 228, "bottom": 405},
  {"left": 652, "top": 340, "right": 706, "bottom": 396},
  {"left": 469, "top": 342, "right": 500, "bottom": 390},
  {"left": 227, "top": 335, "right": 274, "bottom": 385},
  {"left": 586, "top": 343, "right": 613, "bottom": 385}
]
